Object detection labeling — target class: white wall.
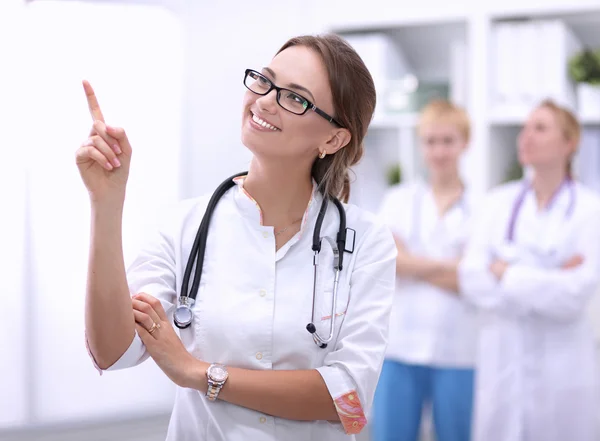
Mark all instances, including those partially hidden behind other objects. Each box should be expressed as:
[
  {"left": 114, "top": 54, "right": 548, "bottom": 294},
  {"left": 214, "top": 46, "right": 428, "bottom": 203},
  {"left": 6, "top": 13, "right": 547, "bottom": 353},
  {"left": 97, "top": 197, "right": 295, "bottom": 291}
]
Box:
[
  {"left": 1, "top": 1, "right": 185, "bottom": 431},
  {"left": 0, "top": 1, "right": 29, "bottom": 427},
  {"left": 179, "top": 0, "right": 323, "bottom": 198},
  {"left": 25, "top": 1, "right": 182, "bottom": 421}
]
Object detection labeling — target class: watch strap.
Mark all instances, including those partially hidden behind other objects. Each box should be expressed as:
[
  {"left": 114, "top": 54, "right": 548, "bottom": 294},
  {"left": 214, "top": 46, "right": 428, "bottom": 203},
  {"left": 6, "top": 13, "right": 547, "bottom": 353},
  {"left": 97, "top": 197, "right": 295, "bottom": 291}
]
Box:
[{"left": 206, "top": 380, "right": 222, "bottom": 401}]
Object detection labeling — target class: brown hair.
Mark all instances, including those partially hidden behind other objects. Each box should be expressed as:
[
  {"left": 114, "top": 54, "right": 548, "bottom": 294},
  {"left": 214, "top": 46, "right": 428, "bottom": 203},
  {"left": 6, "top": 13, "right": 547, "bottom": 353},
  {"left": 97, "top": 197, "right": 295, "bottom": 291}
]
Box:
[
  {"left": 417, "top": 99, "right": 471, "bottom": 143},
  {"left": 277, "top": 34, "right": 376, "bottom": 203},
  {"left": 538, "top": 99, "right": 581, "bottom": 177}
]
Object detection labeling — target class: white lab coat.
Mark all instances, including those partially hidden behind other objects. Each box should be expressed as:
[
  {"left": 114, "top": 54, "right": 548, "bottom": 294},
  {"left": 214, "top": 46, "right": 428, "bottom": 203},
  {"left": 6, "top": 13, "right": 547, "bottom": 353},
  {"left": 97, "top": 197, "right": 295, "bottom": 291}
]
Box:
[
  {"left": 379, "top": 180, "right": 479, "bottom": 367},
  {"left": 459, "top": 179, "right": 600, "bottom": 441},
  {"left": 88, "top": 176, "right": 397, "bottom": 441}
]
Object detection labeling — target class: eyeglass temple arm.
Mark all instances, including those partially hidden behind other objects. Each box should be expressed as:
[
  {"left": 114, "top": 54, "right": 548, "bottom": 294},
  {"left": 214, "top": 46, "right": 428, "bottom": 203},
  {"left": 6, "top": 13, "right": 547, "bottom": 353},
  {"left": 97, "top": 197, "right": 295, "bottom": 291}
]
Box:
[{"left": 311, "top": 105, "right": 341, "bottom": 127}]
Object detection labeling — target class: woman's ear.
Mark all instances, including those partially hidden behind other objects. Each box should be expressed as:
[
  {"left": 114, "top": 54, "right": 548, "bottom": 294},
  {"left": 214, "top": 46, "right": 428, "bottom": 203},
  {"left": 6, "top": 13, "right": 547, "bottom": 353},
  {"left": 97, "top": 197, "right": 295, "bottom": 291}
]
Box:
[
  {"left": 324, "top": 128, "right": 351, "bottom": 155},
  {"left": 565, "top": 139, "right": 578, "bottom": 161}
]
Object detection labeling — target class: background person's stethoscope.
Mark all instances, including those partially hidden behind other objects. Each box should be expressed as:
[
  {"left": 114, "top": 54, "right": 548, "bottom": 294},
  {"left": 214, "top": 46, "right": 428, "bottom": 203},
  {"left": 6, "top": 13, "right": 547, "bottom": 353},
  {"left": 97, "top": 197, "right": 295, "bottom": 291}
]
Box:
[
  {"left": 506, "top": 177, "right": 576, "bottom": 242},
  {"left": 496, "top": 178, "right": 576, "bottom": 264},
  {"left": 173, "top": 171, "right": 355, "bottom": 349}
]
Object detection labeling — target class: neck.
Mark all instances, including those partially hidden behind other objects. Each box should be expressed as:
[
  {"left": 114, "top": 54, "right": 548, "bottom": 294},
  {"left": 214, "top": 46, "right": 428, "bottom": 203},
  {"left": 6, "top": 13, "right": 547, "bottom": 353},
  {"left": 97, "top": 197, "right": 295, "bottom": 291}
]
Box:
[
  {"left": 429, "top": 170, "right": 463, "bottom": 195},
  {"left": 243, "top": 157, "right": 314, "bottom": 225},
  {"left": 531, "top": 166, "right": 568, "bottom": 208}
]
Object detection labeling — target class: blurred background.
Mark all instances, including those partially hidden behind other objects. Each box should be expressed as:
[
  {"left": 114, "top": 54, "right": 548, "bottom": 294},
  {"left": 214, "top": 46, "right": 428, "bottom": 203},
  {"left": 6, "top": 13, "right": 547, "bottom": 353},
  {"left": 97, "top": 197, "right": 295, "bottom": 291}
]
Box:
[{"left": 1, "top": 0, "right": 600, "bottom": 440}]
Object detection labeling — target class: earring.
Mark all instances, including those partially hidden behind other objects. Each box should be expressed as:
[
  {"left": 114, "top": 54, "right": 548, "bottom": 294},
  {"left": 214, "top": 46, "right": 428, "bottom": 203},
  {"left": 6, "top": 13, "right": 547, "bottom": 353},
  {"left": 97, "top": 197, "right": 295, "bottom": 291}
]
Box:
[{"left": 319, "top": 151, "right": 326, "bottom": 159}]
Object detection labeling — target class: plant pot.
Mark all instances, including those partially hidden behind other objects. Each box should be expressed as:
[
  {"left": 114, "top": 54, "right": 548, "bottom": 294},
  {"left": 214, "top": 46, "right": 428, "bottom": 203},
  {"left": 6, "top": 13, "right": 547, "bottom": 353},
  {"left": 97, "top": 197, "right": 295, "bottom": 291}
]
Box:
[{"left": 577, "top": 83, "right": 600, "bottom": 120}]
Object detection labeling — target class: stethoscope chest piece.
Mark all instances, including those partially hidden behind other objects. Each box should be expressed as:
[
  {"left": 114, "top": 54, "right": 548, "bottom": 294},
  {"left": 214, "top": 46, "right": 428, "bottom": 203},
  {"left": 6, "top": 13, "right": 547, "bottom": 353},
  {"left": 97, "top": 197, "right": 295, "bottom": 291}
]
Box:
[{"left": 174, "top": 296, "right": 195, "bottom": 329}]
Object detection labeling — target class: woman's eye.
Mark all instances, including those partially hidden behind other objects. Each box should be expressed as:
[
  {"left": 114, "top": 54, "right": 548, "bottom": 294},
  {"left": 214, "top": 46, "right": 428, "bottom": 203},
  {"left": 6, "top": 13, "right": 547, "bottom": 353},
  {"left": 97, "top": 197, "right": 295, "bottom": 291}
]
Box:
[{"left": 288, "top": 93, "right": 304, "bottom": 103}]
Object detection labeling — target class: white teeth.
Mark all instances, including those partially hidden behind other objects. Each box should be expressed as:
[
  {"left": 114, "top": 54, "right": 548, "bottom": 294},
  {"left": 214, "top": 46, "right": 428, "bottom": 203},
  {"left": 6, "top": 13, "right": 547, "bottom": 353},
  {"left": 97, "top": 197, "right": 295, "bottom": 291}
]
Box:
[{"left": 252, "top": 113, "right": 279, "bottom": 131}]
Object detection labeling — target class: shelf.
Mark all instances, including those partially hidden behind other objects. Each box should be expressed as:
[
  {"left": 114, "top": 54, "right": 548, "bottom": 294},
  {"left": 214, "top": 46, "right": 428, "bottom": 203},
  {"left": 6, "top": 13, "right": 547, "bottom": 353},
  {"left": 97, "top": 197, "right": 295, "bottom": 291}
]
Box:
[
  {"left": 581, "top": 115, "right": 600, "bottom": 125},
  {"left": 337, "top": 20, "right": 467, "bottom": 83},
  {"left": 490, "top": 3, "right": 600, "bottom": 22},
  {"left": 318, "top": 3, "right": 600, "bottom": 196},
  {"left": 491, "top": 8, "right": 600, "bottom": 47},
  {"left": 318, "top": 2, "right": 468, "bottom": 33},
  {"left": 489, "top": 112, "right": 600, "bottom": 126},
  {"left": 337, "top": 20, "right": 468, "bottom": 123},
  {"left": 370, "top": 113, "right": 419, "bottom": 130},
  {"left": 487, "top": 9, "right": 600, "bottom": 129}
]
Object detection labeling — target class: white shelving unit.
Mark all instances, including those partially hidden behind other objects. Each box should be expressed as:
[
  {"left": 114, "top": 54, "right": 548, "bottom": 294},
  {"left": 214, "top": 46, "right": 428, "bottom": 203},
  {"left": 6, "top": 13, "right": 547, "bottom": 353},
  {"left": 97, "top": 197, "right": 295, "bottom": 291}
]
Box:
[
  {"left": 316, "top": 2, "right": 600, "bottom": 210},
  {"left": 337, "top": 18, "right": 469, "bottom": 210}
]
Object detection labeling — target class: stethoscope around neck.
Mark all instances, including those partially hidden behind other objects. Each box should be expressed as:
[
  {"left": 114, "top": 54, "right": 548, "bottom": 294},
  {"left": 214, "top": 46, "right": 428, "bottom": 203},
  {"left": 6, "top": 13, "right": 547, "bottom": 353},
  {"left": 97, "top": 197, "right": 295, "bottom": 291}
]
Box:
[
  {"left": 173, "top": 171, "right": 355, "bottom": 349},
  {"left": 505, "top": 177, "right": 576, "bottom": 243}
]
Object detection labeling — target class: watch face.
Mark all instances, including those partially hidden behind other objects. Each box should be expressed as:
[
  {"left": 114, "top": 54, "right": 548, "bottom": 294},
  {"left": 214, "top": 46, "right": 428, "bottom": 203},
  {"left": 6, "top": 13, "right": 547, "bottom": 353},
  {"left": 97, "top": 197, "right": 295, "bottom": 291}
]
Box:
[{"left": 209, "top": 365, "right": 228, "bottom": 382}]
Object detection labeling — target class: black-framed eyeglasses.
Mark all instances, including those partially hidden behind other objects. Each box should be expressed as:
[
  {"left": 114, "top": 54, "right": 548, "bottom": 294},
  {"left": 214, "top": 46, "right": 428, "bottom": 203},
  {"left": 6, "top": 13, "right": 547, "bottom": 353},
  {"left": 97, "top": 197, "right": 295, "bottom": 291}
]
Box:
[{"left": 243, "top": 69, "right": 343, "bottom": 128}]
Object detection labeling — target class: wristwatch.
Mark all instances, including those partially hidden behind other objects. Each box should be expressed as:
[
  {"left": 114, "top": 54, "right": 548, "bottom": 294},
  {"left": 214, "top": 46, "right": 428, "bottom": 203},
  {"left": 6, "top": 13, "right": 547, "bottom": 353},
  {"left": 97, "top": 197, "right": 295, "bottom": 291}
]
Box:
[{"left": 205, "top": 363, "right": 229, "bottom": 401}]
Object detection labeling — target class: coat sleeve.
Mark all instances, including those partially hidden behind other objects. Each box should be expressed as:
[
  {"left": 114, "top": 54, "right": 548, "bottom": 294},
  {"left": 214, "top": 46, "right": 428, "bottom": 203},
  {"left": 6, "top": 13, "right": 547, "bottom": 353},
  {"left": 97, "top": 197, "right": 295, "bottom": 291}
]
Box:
[
  {"left": 499, "top": 206, "right": 600, "bottom": 321},
  {"left": 458, "top": 192, "right": 507, "bottom": 311},
  {"left": 315, "top": 221, "right": 397, "bottom": 435},
  {"left": 86, "top": 200, "right": 191, "bottom": 374}
]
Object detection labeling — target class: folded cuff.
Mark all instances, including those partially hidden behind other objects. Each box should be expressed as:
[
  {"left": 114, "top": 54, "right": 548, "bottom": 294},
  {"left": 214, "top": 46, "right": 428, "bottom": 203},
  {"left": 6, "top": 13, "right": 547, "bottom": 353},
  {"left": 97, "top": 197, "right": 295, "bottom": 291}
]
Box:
[{"left": 316, "top": 365, "right": 367, "bottom": 435}]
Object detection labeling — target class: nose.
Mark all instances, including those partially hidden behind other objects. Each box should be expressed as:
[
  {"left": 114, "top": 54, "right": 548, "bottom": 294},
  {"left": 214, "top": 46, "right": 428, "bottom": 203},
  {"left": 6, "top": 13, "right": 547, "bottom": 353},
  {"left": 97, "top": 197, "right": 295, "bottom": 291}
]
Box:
[
  {"left": 256, "top": 90, "right": 278, "bottom": 115},
  {"left": 429, "top": 143, "right": 447, "bottom": 158}
]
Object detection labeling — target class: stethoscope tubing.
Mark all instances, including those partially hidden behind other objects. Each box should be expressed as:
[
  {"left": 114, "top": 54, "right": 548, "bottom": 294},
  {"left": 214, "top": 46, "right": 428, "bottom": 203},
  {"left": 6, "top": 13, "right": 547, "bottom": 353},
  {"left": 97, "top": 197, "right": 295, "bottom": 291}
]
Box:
[{"left": 174, "top": 171, "right": 349, "bottom": 350}]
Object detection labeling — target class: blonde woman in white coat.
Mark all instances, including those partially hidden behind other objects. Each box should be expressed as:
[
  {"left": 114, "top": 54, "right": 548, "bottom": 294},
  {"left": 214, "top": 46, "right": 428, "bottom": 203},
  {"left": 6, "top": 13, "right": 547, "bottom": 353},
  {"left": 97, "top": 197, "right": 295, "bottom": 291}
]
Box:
[
  {"left": 372, "top": 100, "right": 478, "bottom": 441},
  {"left": 459, "top": 99, "right": 600, "bottom": 441}
]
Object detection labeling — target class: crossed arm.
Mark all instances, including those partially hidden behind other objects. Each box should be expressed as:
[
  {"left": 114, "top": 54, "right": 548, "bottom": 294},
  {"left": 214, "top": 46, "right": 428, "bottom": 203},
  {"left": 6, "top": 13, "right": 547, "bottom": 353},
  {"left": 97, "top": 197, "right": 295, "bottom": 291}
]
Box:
[
  {"left": 393, "top": 236, "right": 460, "bottom": 294},
  {"left": 458, "top": 199, "right": 600, "bottom": 321}
]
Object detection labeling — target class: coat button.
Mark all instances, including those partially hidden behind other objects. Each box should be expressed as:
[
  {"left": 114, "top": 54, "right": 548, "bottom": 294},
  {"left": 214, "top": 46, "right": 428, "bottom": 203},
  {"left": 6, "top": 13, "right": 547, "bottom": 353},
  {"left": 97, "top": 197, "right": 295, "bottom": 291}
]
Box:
[
  {"left": 259, "top": 416, "right": 267, "bottom": 424},
  {"left": 256, "top": 352, "right": 263, "bottom": 360},
  {"left": 259, "top": 289, "right": 267, "bottom": 297},
  {"left": 262, "top": 231, "right": 269, "bottom": 238}
]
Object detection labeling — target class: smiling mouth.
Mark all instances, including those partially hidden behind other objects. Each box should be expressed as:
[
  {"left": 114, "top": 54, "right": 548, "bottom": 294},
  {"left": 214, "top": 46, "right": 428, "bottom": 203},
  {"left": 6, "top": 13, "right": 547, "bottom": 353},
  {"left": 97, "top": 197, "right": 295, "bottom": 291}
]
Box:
[{"left": 251, "top": 112, "right": 280, "bottom": 131}]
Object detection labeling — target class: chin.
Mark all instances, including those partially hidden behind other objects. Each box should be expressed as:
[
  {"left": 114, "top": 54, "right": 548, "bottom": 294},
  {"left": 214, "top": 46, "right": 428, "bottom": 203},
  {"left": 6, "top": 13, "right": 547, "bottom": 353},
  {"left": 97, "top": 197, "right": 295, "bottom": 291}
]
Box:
[
  {"left": 241, "top": 131, "right": 261, "bottom": 155},
  {"left": 517, "top": 154, "right": 532, "bottom": 166},
  {"left": 430, "top": 165, "right": 454, "bottom": 176},
  {"left": 241, "top": 130, "right": 276, "bottom": 159}
]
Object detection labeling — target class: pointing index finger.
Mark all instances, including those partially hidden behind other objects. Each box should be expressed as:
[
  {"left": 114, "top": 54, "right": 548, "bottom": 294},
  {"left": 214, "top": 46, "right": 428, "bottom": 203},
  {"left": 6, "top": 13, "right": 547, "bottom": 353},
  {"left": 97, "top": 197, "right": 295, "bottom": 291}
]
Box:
[{"left": 82, "top": 80, "right": 105, "bottom": 123}]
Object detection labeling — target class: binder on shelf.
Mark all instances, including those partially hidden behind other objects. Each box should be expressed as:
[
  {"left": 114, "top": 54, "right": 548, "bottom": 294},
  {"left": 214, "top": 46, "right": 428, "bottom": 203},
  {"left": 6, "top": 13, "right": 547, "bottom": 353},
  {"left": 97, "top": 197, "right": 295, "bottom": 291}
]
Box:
[
  {"left": 490, "top": 19, "right": 582, "bottom": 122},
  {"left": 342, "top": 33, "right": 413, "bottom": 119}
]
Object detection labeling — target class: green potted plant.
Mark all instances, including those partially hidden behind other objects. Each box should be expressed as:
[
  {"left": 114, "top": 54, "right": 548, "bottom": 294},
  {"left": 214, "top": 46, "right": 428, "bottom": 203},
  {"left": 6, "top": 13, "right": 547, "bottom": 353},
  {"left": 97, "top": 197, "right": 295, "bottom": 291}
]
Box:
[
  {"left": 504, "top": 158, "right": 524, "bottom": 183},
  {"left": 568, "top": 48, "right": 600, "bottom": 118},
  {"left": 386, "top": 163, "right": 402, "bottom": 186}
]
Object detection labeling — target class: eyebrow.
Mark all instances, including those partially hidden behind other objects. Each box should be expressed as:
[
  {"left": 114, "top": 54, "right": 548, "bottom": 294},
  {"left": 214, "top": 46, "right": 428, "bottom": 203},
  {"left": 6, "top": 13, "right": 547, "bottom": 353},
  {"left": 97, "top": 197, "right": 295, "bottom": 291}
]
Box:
[{"left": 262, "top": 67, "right": 316, "bottom": 102}]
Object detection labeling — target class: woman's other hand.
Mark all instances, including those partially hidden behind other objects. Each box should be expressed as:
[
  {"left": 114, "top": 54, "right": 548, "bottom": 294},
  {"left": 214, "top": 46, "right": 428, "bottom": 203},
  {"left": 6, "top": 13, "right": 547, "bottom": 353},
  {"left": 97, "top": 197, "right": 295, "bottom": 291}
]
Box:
[{"left": 132, "top": 292, "right": 199, "bottom": 387}]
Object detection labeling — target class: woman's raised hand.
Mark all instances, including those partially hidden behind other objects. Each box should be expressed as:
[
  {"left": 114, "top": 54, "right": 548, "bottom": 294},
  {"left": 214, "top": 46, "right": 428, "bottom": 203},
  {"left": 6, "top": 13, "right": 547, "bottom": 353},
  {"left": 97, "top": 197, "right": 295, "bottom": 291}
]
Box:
[{"left": 75, "top": 80, "right": 132, "bottom": 204}]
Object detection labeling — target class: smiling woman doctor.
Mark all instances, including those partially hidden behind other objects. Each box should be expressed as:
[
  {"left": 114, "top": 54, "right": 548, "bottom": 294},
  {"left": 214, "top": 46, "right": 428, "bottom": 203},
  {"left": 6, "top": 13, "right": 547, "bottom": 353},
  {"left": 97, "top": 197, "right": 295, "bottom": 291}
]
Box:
[
  {"left": 76, "top": 34, "right": 397, "bottom": 441},
  {"left": 459, "top": 99, "right": 600, "bottom": 441}
]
